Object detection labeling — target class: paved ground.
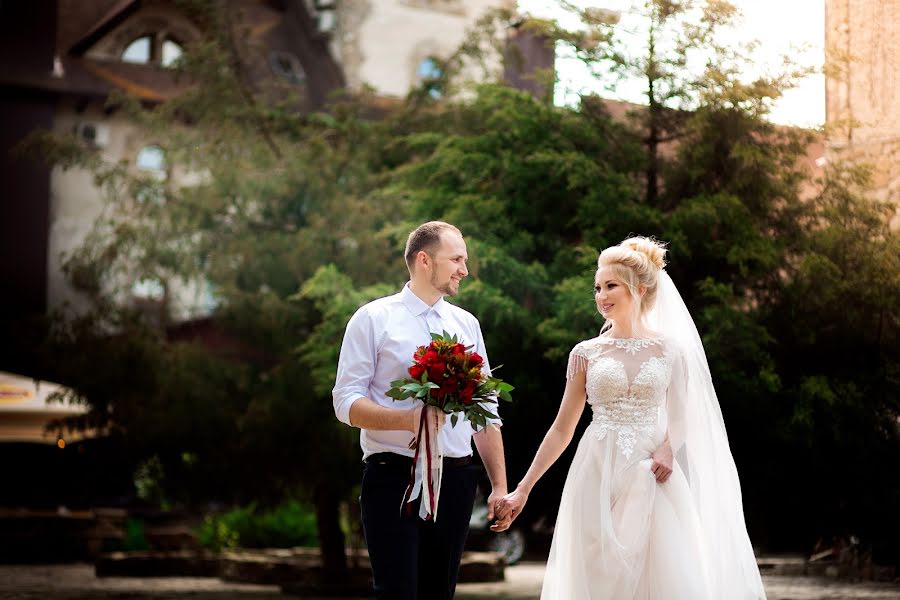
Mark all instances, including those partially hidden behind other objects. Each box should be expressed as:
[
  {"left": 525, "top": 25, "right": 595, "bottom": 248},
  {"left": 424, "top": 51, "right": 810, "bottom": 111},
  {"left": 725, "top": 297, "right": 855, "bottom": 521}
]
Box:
[{"left": 1, "top": 562, "right": 898, "bottom": 599}]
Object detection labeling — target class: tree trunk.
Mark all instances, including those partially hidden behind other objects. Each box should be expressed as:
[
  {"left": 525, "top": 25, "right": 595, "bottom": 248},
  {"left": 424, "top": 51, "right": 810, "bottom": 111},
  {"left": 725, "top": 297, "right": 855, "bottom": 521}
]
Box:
[{"left": 314, "top": 487, "right": 348, "bottom": 581}]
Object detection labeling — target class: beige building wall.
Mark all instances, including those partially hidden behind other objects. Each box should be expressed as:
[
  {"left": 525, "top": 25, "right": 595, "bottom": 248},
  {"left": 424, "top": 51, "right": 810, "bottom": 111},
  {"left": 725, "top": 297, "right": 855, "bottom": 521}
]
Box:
[
  {"left": 49, "top": 102, "right": 212, "bottom": 321},
  {"left": 332, "top": 0, "right": 514, "bottom": 97},
  {"left": 825, "top": 0, "right": 900, "bottom": 222}
]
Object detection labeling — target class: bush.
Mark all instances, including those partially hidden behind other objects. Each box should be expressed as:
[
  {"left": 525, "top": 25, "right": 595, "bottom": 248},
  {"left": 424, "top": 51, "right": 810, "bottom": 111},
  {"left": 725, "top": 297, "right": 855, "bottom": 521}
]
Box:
[{"left": 197, "top": 500, "right": 318, "bottom": 551}]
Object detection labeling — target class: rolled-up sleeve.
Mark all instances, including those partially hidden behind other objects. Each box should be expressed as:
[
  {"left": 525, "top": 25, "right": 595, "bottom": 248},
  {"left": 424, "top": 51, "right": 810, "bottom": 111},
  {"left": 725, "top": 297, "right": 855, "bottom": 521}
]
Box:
[{"left": 333, "top": 307, "right": 376, "bottom": 426}]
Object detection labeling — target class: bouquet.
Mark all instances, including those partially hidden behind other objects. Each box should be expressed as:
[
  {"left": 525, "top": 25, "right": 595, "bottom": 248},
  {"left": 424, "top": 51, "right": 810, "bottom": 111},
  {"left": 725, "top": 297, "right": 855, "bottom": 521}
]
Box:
[{"left": 386, "top": 331, "right": 513, "bottom": 520}]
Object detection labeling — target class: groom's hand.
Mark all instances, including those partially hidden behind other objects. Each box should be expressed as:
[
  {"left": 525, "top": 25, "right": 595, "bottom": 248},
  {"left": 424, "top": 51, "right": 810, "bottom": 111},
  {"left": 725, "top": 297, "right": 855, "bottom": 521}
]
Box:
[
  {"left": 407, "top": 405, "right": 446, "bottom": 447},
  {"left": 487, "top": 487, "right": 511, "bottom": 532},
  {"left": 494, "top": 488, "right": 528, "bottom": 529}
]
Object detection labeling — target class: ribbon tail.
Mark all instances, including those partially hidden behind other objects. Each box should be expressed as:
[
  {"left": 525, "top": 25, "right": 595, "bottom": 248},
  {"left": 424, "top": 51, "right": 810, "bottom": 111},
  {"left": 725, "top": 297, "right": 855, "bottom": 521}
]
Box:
[
  {"left": 401, "top": 408, "right": 428, "bottom": 515},
  {"left": 418, "top": 406, "right": 444, "bottom": 521}
]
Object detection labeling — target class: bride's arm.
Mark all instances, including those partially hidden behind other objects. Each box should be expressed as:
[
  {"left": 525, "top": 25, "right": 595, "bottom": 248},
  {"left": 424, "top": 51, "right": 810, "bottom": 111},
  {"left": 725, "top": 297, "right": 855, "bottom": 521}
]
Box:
[{"left": 495, "top": 371, "right": 587, "bottom": 521}]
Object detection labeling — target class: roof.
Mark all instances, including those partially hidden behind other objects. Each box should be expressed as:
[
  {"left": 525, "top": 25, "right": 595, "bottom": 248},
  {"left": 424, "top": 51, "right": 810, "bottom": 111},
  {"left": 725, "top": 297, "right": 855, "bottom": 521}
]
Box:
[{"left": 1, "top": 0, "right": 344, "bottom": 109}]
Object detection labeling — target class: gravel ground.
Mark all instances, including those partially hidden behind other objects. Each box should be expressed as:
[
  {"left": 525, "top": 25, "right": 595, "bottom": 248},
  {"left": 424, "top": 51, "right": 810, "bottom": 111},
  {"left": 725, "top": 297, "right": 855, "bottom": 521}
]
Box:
[{"left": 1, "top": 562, "right": 898, "bottom": 600}]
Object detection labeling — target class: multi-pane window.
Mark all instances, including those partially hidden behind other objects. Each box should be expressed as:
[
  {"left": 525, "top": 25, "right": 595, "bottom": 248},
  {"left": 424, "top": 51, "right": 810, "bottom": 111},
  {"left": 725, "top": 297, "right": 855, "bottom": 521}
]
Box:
[{"left": 121, "top": 34, "right": 184, "bottom": 68}]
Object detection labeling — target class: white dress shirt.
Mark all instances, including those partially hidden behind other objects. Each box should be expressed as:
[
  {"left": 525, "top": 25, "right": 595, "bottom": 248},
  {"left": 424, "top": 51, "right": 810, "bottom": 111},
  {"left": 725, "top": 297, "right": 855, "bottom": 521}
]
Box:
[{"left": 333, "top": 283, "right": 501, "bottom": 460}]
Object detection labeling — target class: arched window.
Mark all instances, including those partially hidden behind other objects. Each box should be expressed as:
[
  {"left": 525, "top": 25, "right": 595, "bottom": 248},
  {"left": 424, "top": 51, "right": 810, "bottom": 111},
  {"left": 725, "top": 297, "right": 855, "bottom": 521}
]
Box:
[
  {"left": 416, "top": 57, "right": 443, "bottom": 98},
  {"left": 161, "top": 38, "right": 183, "bottom": 67},
  {"left": 121, "top": 34, "right": 184, "bottom": 68},
  {"left": 269, "top": 51, "right": 305, "bottom": 84},
  {"left": 122, "top": 35, "right": 152, "bottom": 64}
]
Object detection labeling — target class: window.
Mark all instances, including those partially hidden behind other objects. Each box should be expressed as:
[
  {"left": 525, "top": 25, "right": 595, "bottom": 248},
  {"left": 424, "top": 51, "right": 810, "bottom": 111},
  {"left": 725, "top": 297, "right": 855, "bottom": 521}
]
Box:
[
  {"left": 136, "top": 146, "right": 165, "bottom": 172},
  {"left": 416, "top": 57, "right": 443, "bottom": 98},
  {"left": 122, "top": 36, "right": 152, "bottom": 64},
  {"left": 161, "top": 38, "right": 183, "bottom": 67},
  {"left": 135, "top": 145, "right": 166, "bottom": 204},
  {"left": 132, "top": 278, "right": 165, "bottom": 301},
  {"left": 121, "top": 34, "right": 184, "bottom": 68},
  {"left": 268, "top": 51, "right": 305, "bottom": 84}
]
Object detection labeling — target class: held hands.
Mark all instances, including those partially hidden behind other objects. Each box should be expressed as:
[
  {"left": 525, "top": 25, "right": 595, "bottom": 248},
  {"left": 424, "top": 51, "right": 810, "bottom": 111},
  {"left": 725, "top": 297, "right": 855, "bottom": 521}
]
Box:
[
  {"left": 493, "top": 487, "right": 529, "bottom": 528},
  {"left": 651, "top": 439, "right": 674, "bottom": 483},
  {"left": 487, "top": 487, "right": 512, "bottom": 532}
]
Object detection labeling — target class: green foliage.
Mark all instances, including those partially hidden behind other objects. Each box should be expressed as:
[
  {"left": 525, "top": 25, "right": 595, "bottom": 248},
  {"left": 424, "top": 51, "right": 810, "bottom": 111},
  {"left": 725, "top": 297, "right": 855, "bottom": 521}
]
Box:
[
  {"left": 122, "top": 518, "right": 151, "bottom": 552},
  {"left": 197, "top": 501, "right": 319, "bottom": 551},
  {"left": 27, "top": 0, "right": 898, "bottom": 566}
]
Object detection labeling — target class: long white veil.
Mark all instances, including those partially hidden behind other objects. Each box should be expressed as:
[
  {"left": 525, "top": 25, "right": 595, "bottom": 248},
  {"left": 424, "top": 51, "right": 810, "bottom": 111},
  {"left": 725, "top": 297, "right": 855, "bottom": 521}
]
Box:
[{"left": 646, "top": 270, "right": 766, "bottom": 599}]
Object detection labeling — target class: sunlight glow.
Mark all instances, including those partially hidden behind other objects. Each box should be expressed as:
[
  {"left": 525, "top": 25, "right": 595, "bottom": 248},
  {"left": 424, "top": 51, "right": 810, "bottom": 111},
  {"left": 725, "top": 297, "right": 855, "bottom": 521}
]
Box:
[{"left": 517, "top": 0, "right": 825, "bottom": 128}]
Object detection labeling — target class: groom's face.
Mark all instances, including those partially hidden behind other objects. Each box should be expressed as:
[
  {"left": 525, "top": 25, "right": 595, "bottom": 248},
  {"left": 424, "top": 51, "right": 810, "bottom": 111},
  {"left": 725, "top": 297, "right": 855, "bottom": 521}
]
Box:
[{"left": 428, "top": 231, "right": 469, "bottom": 297}]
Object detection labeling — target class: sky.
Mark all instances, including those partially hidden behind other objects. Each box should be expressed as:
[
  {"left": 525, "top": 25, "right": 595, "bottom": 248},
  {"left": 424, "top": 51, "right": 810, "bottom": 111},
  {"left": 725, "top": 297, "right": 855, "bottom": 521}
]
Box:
[{"left": 517, "top": 0, "right": 826, "bottom": 128}]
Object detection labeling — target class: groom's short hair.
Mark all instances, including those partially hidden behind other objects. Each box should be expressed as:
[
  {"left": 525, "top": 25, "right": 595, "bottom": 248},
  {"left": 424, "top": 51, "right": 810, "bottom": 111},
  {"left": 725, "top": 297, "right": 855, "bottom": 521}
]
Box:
[{"left": 404, "top": 221, "right": 461, "bottom": 272}]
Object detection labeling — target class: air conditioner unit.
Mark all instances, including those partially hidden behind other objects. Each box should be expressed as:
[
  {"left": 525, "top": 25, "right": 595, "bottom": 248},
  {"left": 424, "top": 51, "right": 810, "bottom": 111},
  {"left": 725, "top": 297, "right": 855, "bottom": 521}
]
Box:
[
  {"left": 315, "top": 9, "right": 336, "bottom": 33},
  {"left": 72, "top": 122, "right": 111, "bottom": 148}
]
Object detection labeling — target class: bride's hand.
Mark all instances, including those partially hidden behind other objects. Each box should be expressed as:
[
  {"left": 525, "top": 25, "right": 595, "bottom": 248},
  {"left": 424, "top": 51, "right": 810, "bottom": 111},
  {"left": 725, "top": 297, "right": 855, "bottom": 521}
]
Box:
[
  {"left": 651, "top": 440, "right": 673, "bottom": 483},
  {"left": 494, "top": 487, "right": 529, "bottom": 525}
]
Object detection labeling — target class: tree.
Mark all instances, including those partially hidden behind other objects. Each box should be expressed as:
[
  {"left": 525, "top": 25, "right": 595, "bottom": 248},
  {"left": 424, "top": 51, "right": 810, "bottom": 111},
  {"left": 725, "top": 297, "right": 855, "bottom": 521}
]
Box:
[{"left": 26, "top": 0, "right": 898, "bottom": 571}]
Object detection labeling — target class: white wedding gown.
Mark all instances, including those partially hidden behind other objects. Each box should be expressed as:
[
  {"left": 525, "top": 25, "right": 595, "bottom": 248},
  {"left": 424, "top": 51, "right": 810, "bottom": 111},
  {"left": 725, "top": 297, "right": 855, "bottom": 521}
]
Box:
[{"left": 541, "top": 335, "right": 763, "bottom": 600}]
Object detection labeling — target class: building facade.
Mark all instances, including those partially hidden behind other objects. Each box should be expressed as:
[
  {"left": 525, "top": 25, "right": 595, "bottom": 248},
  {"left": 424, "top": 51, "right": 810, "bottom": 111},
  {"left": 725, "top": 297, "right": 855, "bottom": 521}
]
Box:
[
  {"left": 825, "top": 0, "right": 900, "bottom": 225},
  {"left": 1, "top": 0, "right": 535, "bottom": 328}
]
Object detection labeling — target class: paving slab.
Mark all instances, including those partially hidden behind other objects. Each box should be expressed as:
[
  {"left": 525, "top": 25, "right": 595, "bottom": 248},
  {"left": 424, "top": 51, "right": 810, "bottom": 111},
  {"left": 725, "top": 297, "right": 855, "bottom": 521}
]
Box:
[{"left": 2, "top": 562, "right": 899, "bottom": 600}]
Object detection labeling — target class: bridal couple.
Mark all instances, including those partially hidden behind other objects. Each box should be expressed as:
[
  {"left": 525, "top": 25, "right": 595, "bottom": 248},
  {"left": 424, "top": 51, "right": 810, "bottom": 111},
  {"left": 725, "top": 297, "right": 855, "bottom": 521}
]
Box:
[{"left": 333, "top": 221, "right": 767, "bottom": 600}]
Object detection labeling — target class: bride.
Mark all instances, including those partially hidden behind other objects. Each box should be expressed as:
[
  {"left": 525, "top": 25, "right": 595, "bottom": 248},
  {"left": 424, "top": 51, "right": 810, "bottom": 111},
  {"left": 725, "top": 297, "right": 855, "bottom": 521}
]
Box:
[{"left": 495, "top": 237, "right": 766, "bottom": 599}]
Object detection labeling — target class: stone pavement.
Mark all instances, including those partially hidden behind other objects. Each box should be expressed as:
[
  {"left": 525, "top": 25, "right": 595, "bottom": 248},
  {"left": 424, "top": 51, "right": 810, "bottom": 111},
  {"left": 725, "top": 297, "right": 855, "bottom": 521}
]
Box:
[{"left": 1, "top": 562, "right": 899, "bottom": 599}]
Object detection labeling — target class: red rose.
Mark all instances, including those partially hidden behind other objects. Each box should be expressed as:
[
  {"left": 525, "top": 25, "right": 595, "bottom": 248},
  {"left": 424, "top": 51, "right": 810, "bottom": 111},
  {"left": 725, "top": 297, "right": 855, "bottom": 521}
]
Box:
[
  {"left": 409, "top": 363, "right": 426, "bottom": 380},
  {"left": 421, "top": 350, "right": 440, "bottom": 365},
  {"left": 469, "top": 352, "right": 483, "bottom": 367},
  {"left": 441, "top": 378, "right": 459, "bottom": 394},
  {"left": 460, "top": 384, "right": 475, "bottom": 404},
  {"left": 451, "top": 343, "right": 465, "bottom": 356},
  {"left": 428, "top": 361, "right": 446, "bottom": 382}
]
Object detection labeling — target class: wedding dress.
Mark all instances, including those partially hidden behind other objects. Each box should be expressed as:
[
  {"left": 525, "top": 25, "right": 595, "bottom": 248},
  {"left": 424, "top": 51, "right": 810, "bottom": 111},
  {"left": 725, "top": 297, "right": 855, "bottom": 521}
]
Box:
[{"left": 541, "top": 272, "right": 766, "bottom": 600}]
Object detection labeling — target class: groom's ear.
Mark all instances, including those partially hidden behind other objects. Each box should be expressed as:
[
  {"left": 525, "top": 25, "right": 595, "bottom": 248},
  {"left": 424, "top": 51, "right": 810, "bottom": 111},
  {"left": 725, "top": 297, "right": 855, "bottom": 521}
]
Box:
[{"left": 415, "top": 250, "right": 431, "bottom": 273}]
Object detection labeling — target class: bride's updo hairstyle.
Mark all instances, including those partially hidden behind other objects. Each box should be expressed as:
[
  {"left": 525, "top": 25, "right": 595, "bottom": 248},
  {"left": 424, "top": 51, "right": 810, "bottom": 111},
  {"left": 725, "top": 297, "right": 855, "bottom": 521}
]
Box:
[{"left": 597, "top": 236, "right": 667, "bottom": 318}]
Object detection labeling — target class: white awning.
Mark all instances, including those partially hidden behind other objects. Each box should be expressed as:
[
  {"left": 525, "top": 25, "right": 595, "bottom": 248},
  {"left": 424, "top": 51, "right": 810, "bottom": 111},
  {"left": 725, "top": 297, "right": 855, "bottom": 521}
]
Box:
[{"left": 0, "top": 371, "right": 93, "bottom": 444}]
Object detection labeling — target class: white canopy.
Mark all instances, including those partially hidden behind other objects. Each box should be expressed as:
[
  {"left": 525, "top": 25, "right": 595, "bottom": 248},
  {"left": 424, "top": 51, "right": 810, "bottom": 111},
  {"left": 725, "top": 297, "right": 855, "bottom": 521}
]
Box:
[{"left": 0, "top": 371, "right": 91, "bottom": 444}]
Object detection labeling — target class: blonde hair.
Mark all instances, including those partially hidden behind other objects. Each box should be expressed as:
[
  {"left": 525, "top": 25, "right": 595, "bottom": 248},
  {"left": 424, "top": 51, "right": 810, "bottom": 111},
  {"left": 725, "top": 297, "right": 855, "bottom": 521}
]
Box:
[{"left": 596, "top": 236, "right": 667, "bottom": 327}]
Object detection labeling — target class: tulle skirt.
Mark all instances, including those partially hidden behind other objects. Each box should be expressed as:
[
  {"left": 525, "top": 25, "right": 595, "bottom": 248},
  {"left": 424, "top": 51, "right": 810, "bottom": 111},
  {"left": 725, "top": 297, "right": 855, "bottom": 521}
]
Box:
[{"left": 541, "top": 424, "right": 712, "bottom": 600}]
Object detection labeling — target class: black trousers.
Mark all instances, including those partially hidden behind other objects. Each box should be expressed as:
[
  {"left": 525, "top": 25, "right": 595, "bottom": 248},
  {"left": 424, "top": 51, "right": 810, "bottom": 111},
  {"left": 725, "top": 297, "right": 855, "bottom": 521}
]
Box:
[{"left": 360, "top": 453, "right": 478, "bottom": 600}]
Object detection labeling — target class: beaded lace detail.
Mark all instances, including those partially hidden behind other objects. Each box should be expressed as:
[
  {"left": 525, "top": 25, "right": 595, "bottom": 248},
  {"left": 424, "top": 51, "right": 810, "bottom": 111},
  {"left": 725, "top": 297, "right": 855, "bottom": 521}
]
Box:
[
  {"left": 611, "top": 337, "right": 663, "bottom": 355},
  {"left": 567, "top": 337, "right": 672, "bottom": 458}
]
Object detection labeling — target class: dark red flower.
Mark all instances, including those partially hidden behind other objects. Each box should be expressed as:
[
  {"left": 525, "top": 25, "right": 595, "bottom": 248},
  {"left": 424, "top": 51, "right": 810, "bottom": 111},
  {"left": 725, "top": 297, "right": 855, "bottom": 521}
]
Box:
[
  {"left": 421, "top": 350, "right": 440, "bottom": 365},
  {"left": 428, "top": 361, "right": 446, "bottom": 382},
  {"left": 409, "top": 363, "right": 426, "bottom": 380},
  {"left": 441, "top": 378, "right": 459, "bottom": 394},
  {"left": 469, "top": 352, "right": 483, "bottom": 367}
]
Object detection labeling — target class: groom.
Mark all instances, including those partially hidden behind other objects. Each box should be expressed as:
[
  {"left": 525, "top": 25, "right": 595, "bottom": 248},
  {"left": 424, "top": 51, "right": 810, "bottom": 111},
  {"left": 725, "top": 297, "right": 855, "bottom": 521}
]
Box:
[{"left": 333, "top": 221, "right": 509, "bottom": 600}]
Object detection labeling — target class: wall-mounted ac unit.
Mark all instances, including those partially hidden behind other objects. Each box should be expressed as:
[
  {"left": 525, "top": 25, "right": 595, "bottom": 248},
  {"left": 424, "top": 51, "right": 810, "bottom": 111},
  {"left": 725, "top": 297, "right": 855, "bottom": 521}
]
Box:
[
  {"left": 315, "top": 9, "right": 336, "bottom": 34},
  {"left": 72, "top": 122, "right": 111, "bottom": 148}
]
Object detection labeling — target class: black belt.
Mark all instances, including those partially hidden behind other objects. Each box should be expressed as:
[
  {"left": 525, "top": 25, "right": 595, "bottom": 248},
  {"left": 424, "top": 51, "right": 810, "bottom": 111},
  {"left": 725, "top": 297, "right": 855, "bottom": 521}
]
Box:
[{"left": 366, "top": 452, "right": 472, "bottom": 469}]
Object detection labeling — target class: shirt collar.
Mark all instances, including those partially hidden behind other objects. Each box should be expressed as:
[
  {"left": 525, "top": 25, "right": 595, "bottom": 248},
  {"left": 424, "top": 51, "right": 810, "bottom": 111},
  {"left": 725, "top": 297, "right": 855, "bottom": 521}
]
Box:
[{"left": 401, "top": 282, "right": 448, "bottom": 318}]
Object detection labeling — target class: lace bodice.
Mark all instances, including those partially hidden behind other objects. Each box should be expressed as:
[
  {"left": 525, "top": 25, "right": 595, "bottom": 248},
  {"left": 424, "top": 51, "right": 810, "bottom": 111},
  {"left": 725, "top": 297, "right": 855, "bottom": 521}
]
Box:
[{"left": 568, "top": 336, "right": 683, "bottom": 458}]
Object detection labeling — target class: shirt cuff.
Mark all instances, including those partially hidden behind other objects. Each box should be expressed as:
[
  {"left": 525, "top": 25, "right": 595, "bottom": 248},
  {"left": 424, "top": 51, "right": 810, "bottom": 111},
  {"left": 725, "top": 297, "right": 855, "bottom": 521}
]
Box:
[{"left": 334, "top": 392, "right": 364, "bottom": 427}]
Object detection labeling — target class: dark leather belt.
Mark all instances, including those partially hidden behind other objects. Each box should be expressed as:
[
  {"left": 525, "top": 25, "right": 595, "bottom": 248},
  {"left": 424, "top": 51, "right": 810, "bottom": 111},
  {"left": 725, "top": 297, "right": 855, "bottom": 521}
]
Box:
[{"left": 366, "top": 452, "right": 472, "bottom": 469}]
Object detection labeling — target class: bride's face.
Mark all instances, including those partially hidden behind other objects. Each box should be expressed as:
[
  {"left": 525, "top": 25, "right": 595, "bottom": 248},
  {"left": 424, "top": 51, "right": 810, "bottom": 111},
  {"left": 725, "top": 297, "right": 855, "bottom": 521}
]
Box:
[{"left": 594, "top": 267, "right": 636, "bottom": 324}]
